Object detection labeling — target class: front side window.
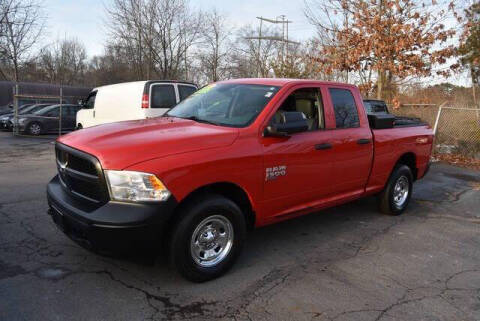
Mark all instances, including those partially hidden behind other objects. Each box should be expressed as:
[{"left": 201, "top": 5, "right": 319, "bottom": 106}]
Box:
[
  {"left": 151, "top": 84, "right": 176, "bottom": 109},
  {"left": 329, "top": 88, "right": 360, "bottom": 128},
  {"left": 83, "top": 92, "right": 96, "bottom": 109},
  {"left": 166, "top": 83, "right": 280, "bottom": 127},
  {"left": 270, "top": 88, "right": 325, "bottom": 132},
  {"left": 178, "top": 85, "right": 197, "bottom": 101}
]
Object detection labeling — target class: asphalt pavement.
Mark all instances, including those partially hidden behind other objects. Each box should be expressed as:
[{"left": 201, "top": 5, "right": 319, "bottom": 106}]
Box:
[{"left": 0, "top": 131, "right": 479, "bottom": 321}]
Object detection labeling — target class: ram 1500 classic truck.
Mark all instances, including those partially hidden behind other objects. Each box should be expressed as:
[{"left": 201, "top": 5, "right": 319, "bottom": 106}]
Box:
[{"left": 47, "top": 79, "right": 433, "bottom": 282}]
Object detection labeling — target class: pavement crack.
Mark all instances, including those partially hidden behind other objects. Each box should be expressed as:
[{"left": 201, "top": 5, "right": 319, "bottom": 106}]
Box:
[{"left": 92, "top": 270, "right": 217, "bottom": 320}]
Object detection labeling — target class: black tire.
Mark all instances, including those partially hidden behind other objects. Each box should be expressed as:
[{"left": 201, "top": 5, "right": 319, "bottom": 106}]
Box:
[
  {"left": 378, "top": 165, "right": 413, "bottom": 215},
  {"left": 169, "top": 194, "right": 246, "bottom": 282},
  {"left": 76, "top": 124, "right": 83, "bottom": 130},
  {"left": 27, "top": 122, "right": 42, "bottom": 136}
]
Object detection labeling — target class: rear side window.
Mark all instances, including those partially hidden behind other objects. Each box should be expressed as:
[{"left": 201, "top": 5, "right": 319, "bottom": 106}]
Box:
[
  {"left": 45, "top": 107, "right": 60, "bottom": 117},
  {"left": 329, "top": 88, "right": 360, "bottom": 128},
  {"left": 151, "top": 85, "right": 176, "bottom": 109},
  {"left": 178, "top": 85, "right": 196, "bottom": 101}
]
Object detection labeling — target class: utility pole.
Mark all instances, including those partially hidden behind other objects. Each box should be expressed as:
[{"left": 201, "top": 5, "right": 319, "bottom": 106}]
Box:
[{"left": 245, "top": 16, "right": 299, "bottom": 77}]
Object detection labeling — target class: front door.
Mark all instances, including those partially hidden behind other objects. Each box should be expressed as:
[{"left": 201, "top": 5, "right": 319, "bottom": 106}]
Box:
[{"left": 261, "top": 86, "right": 334, "bottom": 219}]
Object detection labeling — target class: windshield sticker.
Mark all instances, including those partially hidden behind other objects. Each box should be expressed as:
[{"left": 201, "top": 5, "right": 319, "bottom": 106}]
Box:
[{"left": 265, "top": 92, "right": 273, "bottom": 98}]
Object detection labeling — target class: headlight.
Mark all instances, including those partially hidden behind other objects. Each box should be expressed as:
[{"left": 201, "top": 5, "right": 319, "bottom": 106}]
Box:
[
  {"left": 105, "top": 170, "right": 171, "bottom": 202},
  {"left": 17, "top": 118, "right": 27, "bottom": 124}
]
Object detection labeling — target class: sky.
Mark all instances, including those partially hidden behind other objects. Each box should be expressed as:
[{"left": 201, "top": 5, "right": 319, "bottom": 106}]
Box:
[
  {"left": 42, "top": 0, "right": 316, "bottom": 56},
  {"left": 42, "top": 0, "right": 470, "bottom": 86}
]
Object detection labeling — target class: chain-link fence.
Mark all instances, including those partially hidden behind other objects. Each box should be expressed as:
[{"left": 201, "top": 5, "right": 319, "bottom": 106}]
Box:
[
  {"left": 7, "top": 84, "right": 88, "bottom": 137},
  {"left": 392, "top": 104, "right": 480, "bottom": 159}
]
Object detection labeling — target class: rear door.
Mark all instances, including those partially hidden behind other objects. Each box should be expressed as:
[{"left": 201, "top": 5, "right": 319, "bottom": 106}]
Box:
[
  {"left": 145, "top": 83, "right": 177, "bottom": 118},
  {"left": 42, "top": 106, "right": 60, "bottom": 132},
  {"left": 325, "top": 86, "right": 373, "bottom": 198},
  {"left": 60, "top": 106, "right": 73, "bottom": 131},
  {"left": 60, "top": 106, "right": 78, "bottom": 130}
]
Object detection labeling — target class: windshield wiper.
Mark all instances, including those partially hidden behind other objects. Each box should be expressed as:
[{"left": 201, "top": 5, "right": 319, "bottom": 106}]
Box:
[{"left": 182, "top": 115, "right": 220, "bottom": 126}]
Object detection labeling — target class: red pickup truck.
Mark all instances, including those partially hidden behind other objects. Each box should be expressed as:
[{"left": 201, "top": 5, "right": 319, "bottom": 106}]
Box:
[{"left": 47, "top": 79, "right": 433, "bottom": 281}]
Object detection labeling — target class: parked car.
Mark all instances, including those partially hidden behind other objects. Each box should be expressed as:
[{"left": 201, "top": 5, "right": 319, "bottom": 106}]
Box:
[
  {"left": 0, "top": 81, "right": 92, "bottom": 115},
  {"left": 76, "top": 80, "right": 197, "bottom": 129},
  {"left": 0, "top": 104, "right": 53, "bottom": 131},
  {"left": 47, "top": 79, "right": 433, "bottom": 282},
  {"left": 18, "top": 104, "right": 82, "bottom": 135}
]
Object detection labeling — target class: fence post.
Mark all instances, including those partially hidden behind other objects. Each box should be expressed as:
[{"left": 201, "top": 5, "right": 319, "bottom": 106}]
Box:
[
  {"left": 13, "top": 84, "right": 19, "bottom": 136},
  {"left": 59, "top": 87, "right": 63, "bottom": 137},
  {"left": 433, "top": 101, "right": 448, "bottom": 135}
]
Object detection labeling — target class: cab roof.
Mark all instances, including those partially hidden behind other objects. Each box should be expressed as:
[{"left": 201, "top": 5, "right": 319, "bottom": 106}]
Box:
[{"left": 217, "top": 78, "right": 356, "bottom": 88}]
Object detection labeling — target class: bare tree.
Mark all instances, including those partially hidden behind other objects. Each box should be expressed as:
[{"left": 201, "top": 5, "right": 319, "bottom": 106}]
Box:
[
  {"left": 0, "top": 0, "right": 45, "bottom": 81},
  {"left": 228, "top": 25, "right": 280, "bottom": 78},
  {"left": 38, "top": 38, "right": 88, "bottom": 85},
  {"left": 106, "top": 0, "right": 203, "bottom": 81},
  {"left": 198, "top": 9, "right": 231, "bottom": 83}
]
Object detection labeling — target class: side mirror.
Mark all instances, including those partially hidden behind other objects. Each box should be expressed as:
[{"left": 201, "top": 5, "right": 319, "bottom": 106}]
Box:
[
  {"left": 78, "top": 99, "right": 85, "bottom": 106},
  {"left": 8, "top": 104, "right": 13, "bottom": 109},
  {"left": 264, "top": 111, "right": 309, "bottom": 137}
]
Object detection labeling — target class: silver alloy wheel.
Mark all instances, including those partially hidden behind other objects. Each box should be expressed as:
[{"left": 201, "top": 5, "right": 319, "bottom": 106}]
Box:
[
  {"left": 190, "top": 215, "right": 234, "bottom": 267},
  {"left": 29, "top": 123, "right": 41, "bottom": 135},
  {"left": 393, "top": 175, "right": 409, "bottom": 207}
]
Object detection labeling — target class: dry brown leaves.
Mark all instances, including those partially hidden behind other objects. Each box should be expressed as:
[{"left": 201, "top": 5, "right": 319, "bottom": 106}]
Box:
[{"left": 433, "top": 153, "right": 480, "bottom": 171}]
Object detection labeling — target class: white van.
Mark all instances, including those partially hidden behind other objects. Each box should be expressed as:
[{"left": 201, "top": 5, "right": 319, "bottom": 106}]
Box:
[{"left": 76, "top": 80, "right": 197, "bottom": 128}]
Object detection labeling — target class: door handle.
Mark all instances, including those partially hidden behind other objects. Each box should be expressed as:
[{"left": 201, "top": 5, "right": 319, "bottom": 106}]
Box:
[
  {"left": 315, "top": 143, "right": 332, "bottom": 150},
  {"left": 357, "top": 138, "right": 371, "bottom": 145}
]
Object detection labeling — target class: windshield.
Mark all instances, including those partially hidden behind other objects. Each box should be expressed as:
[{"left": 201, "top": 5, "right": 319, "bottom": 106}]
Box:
[{"left": 166, "top": 83, "right": 280, "bottom": 127}]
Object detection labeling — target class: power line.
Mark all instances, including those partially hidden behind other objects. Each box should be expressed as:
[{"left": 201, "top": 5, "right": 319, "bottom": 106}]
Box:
[{"left": 246, "top": 15, "right": 300, "bottom": 77}]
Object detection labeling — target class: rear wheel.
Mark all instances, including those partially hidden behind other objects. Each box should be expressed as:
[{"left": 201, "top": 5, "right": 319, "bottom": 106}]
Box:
[
  {"left": 378, "top": 165, "right": 413, "bottom": 215},
  {"left": 170, "top": 194, "right": 246, "bottom": 282},
  {"left": 27, "top": 122, "right": 42, "bottom": 136}
]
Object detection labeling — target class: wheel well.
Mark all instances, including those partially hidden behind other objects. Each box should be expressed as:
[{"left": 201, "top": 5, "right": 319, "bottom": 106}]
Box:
[
  {"left": 174, "top": 182, "right": 256, "bottom": 230},
  {"left": 396, "top": 153, "right": 417, "bottom": 180}
]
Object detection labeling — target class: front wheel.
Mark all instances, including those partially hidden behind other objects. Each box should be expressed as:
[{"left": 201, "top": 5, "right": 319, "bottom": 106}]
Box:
[
  {"left": 27, "top": 122, "right": 42, "bottom": 136},
  {"left": 169, "top": 195, "right": 246, "bottom": 282},
  {"left": 378, "top": 165, "right": 413, "bottom": 215}
]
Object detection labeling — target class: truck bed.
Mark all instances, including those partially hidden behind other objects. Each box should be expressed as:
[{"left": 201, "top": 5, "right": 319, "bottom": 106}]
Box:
[{"left": 394, "top": 116, "right": 427, "bottom": 127}]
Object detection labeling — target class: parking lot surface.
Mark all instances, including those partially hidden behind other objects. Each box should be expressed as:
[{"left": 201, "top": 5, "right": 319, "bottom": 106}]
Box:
[{"left": 0, "top": 131, "right": 479, "bottom": 321}]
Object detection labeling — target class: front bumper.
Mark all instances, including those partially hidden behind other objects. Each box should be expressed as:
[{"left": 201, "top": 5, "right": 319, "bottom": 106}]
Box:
[
  {"left": 47, "top": 175, "right": 177, "bottom": 254},
  {"left": 0, "top": 120, "right": 11, "bottom": 131}
]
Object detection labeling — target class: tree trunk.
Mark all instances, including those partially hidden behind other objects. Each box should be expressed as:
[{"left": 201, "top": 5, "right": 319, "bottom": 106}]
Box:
[{"left": 377, "top": 70, "right": 384, "bottom": 99}]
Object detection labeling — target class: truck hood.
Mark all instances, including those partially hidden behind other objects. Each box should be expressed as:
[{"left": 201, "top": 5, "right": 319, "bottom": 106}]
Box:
[{"left": 58, "top": 117, "right": 239, "bottom": 169}]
